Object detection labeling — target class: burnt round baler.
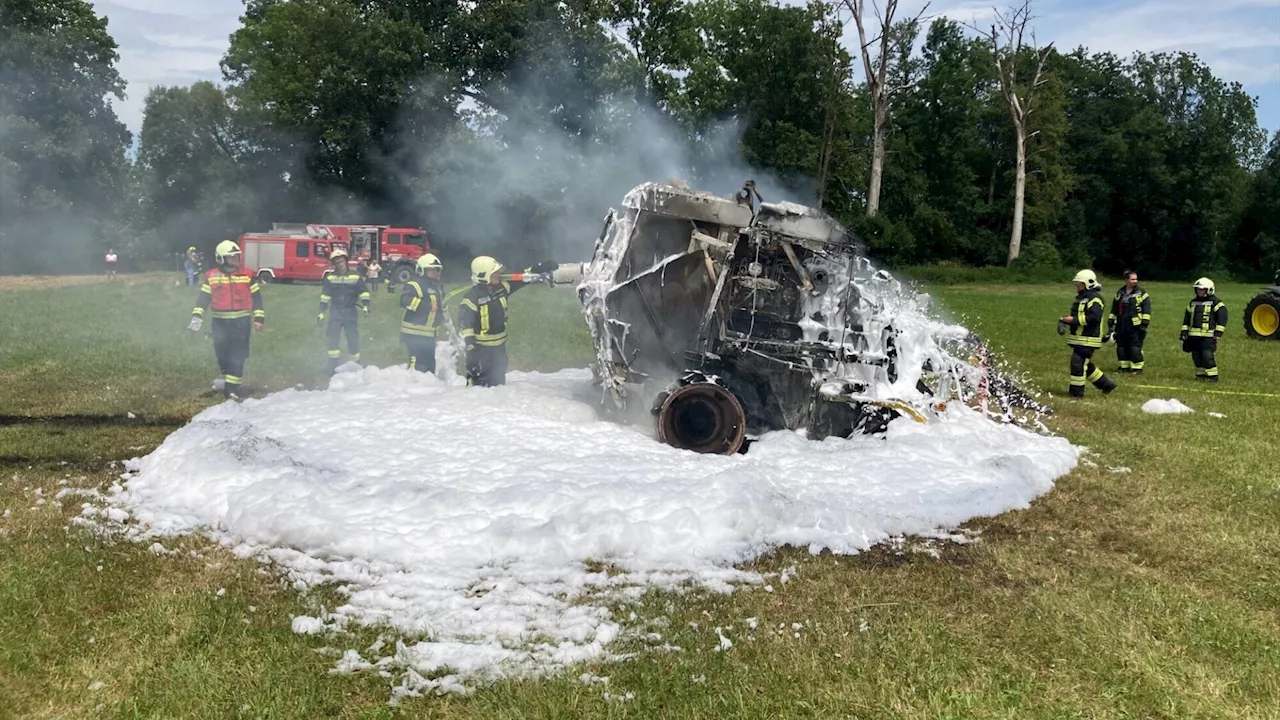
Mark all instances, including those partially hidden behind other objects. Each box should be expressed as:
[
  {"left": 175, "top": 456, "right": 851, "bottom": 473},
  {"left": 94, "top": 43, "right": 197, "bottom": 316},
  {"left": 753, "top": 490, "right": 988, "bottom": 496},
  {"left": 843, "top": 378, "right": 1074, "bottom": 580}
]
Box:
[{"left": 578, "top": 182, "right": 986, "bottom": 455}]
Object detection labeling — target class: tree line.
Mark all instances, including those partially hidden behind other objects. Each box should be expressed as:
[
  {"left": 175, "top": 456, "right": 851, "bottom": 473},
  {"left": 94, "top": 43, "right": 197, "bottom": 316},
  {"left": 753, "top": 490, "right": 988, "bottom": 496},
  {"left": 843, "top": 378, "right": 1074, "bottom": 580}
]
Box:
[{"left": 2, "top": 0, "right": 1277, "bottom": 278}]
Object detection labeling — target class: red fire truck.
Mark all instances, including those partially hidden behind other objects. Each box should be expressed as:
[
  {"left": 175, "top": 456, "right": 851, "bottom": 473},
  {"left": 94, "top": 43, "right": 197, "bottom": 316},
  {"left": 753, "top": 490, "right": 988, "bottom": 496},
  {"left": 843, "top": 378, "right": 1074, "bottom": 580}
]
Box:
[{"left": 238, "top": 223, "right": 433, "bottom": 284}]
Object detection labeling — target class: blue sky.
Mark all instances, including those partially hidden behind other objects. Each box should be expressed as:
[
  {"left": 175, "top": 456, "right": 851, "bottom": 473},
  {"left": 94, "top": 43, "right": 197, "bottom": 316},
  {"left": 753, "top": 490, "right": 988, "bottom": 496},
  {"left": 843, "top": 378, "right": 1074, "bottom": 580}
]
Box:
[{"left": 99, "top": 0, "right": 1280, "bottom": 138}]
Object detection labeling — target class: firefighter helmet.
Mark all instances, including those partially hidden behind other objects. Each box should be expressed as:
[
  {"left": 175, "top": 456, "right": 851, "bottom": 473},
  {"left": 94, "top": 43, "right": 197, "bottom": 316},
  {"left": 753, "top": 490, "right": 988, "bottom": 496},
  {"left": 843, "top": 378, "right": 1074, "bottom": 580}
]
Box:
[
  {"left": 471, "top": 255, "right": 502, "bottom": 284},
  {"left": 1193, "top": 277, "right": 1215, "bottom": 294},
  {"left": 416, "top": 253, "right": 442, "bottom": 275},
  {"left": 330, "top": 247, "right": 349, "bottom": 262},
  {"left": 188, "top": 246, "right": 197, "bottom": 253},
  {"left": 214, "top": 240, "right": 241, "bottom": 264},
  {"left": 1071, "top": 269, "right": 1099, "bottom": 289}
]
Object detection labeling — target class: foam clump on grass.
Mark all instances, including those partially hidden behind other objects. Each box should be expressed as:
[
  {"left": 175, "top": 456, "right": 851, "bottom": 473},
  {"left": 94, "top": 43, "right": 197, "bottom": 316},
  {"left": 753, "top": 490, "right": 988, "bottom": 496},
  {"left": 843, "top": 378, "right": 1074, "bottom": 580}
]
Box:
[
  {"left": 1141, "top": 398, "right": 1195, "bottom": 415},
  {"left": 106, "top": 365, "right": 1078, "bottom": 696}
]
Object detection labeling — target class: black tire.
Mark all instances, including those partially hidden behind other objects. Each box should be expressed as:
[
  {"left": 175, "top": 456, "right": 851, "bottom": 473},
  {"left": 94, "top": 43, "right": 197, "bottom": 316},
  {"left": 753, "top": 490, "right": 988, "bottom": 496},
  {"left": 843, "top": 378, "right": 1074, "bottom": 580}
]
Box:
[
  {"left": 392, "top": 264, "right": 413, "bottom": 286},
  {"left": 256, "top": 270, "right": 272, "bottom": 284},
  {"left": 1243, "top": 292, "right": 1280, "bottom": 340}
]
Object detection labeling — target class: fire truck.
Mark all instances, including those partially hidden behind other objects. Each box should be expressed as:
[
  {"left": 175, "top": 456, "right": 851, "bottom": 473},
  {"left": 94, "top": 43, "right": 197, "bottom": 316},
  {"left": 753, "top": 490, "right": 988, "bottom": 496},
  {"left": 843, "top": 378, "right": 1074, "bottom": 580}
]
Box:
[{"left": 238, "top": 223, "right": 433, "bottom": 284}]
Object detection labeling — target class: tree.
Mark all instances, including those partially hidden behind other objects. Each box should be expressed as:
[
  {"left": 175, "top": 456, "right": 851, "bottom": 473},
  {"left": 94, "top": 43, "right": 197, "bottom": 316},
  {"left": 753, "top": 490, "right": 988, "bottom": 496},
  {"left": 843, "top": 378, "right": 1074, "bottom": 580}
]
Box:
[
  {"left": 972, "top": 1, "right": 1053, "bottom": 266},
  {"left": 0, "top": 0, "right": 131, "bottom": 272},
  {"left": 841, "top": 0, "right": 929, "bottom": 217}
]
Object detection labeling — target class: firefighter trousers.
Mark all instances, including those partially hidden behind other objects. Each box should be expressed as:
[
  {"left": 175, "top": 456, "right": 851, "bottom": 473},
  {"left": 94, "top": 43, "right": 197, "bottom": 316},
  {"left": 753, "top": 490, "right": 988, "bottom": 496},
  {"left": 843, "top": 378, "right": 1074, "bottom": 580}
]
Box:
[
  {"left": 402, "top": 334, "right": 437, "bottom": 374},
  {"left": 326, "top": 310, "right": 360, "bottom": 373},
  {"left": 466, "top": 344, "right": 508, "bottom": 387},
  {"left": 211, "top": 317, "right": 251, "bottom": 396},
  {"left": 1115, "top": 327, "right": 1146, "bottom": 371},
  {"left": 1186, "top": 337, "right": 1219, "bottom": 379},
  {"left": 1069, "top": 346, "right": 1115, "bottom": 397}
]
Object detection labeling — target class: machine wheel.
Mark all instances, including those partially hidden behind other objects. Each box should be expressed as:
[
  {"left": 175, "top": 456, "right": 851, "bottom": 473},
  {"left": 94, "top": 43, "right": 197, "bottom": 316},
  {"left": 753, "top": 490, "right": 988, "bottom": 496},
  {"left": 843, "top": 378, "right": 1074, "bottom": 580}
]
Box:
[
  {"left": 1243, "top": 293, "right": 1280, "bottom": 340},
  {"left": 392, "top": 264, "right": 414, "bottom": 286},
  {"left": 656, "top": 382, "right": 746, "bottom": 455}
]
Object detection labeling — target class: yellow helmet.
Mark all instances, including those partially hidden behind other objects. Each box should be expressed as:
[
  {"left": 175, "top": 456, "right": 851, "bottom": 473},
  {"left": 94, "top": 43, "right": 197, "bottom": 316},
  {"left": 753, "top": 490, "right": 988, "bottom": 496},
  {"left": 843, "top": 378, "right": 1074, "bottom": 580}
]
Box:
[
  {"left": 329, "top": 247, "right": 348, "bottom": 262},
  {"left": 1193, "top": 277, "right": 1215, "bottom": 294},
  {"left": 1071, "top": 269, "right": 1098, "bottom": 289},
  {"left": 214, "top": 240, "right": 241, "bottom": 264},
  {"left": 416, "top": 253, "right": 442, "bottom": 274},
  {"left": 471, "top": 255, "right": 502, "bottom": 284},
  {"left": 187, "top": 246, "right": 196, "bottom": 253}
]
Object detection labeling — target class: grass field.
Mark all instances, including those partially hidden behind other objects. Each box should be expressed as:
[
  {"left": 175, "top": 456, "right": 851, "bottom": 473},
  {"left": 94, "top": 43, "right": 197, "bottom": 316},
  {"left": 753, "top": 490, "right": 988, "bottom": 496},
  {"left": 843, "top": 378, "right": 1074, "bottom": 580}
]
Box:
[{"left": 1, "top": 272, "right": 1278, "bottom": 719}]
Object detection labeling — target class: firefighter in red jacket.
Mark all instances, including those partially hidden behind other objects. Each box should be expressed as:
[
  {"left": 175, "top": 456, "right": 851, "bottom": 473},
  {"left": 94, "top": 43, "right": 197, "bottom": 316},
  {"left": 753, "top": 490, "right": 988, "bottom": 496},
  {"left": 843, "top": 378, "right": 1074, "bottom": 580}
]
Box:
[{"left": 188, "top": 240, "right": 264, "bottom": 399}]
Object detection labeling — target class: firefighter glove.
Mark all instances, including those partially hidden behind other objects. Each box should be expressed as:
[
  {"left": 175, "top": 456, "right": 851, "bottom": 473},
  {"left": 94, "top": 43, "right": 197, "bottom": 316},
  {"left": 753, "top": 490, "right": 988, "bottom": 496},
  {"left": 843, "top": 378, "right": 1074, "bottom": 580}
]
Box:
[
  {"left": 361, "top": 305, "right": 369, "bottom": 316},
  {"left": 317, "top": 313, "right": 326, "bottom": 326},
  {"left": 1056, "top": 320, "right": 1068, "bottom": 336},
  {"left": 531, "top": 261, "right": 557, "bottom": 275},
  {"left": 1179, "top": 331, "right": 1189, "bottom": 342},
  {"left": 188, "top": 316, "right": 203, "bottom": 333},
  {"left": 1103, "top": 331, "right": 1114, "bottom": 345}
]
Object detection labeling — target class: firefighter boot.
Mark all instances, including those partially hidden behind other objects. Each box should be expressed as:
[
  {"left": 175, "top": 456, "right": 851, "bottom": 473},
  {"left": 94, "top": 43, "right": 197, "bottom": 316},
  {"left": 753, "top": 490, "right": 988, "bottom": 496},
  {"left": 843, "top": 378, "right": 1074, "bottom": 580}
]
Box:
[{"left": 1095, "top": 374, "right": 1117, "bottom": 394}]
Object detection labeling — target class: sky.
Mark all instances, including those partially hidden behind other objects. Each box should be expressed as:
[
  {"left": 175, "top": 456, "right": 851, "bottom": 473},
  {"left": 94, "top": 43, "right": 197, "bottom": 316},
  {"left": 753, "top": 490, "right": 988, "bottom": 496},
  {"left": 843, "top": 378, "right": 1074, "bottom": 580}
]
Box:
[{"left": 98, "top": 0, "right": 1280, "bottom": 139}]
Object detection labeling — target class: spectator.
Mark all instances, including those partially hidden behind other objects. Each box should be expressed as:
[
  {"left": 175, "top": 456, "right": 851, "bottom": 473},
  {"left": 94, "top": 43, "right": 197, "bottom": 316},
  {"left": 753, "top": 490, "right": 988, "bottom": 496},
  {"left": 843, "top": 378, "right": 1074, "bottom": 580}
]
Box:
[
  {"left": 367, "top": 258, "right": 382, "bottom": 291},
  {"left": 105, "top": 248, "right": 118, "bottom": 280}
]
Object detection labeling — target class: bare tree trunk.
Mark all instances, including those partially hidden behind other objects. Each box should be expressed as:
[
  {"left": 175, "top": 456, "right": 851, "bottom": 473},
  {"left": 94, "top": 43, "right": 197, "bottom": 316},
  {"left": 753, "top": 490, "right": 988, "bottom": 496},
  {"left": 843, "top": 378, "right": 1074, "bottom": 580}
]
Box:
[
  {"left": 971, "top": 1, "right": 1051, "bottom": 267},
  {"left": 843, "top": 0, "right": 928, "bottom": 218},
  {"left": 868, "top": 104, "right": 887, "bottom": 216},
  {"left": 1009, "top": 125, "right": 1027, "bottom": 265}
]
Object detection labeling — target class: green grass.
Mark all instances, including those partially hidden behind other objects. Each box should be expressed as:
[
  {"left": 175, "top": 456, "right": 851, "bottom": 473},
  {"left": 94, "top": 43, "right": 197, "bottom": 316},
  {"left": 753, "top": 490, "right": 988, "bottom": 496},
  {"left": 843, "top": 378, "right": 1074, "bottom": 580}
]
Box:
[{"left": 2, "top": 273, "right": 1279, "bottom": 719}]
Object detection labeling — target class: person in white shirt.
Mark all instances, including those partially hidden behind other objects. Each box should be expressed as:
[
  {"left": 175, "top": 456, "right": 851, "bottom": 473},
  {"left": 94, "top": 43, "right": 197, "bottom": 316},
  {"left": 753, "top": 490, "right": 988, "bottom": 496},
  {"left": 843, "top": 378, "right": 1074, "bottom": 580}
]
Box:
[{"left": 105, "top": 249, "right": 118, "bottom": 280}]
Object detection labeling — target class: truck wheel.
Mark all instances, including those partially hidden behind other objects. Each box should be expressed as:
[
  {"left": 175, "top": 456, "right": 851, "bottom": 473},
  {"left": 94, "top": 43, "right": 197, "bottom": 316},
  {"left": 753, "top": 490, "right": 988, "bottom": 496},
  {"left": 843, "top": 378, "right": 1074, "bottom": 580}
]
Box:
[
  {"left": 256, "top": 271, "right": 272, "bottom": 284},
  {"left": 1244, "top": 293, "right": 1280, "bottom": 339},
  {"left": 393, "top": 264, "right": 413, "bottom": 286}
]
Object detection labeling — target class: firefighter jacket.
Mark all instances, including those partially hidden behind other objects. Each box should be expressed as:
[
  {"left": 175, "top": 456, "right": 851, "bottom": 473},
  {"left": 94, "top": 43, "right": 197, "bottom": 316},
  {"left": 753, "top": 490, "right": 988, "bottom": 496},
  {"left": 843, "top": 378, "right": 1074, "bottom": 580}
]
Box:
[
  {"left": 319, "top": 271, "right": 370, "bottom": 314},
  {"left": 400, "top": 278, "right": 445, "bottom": 337},
  {"left": 192, "top": 267, "right": 264, "bottom": 322},
  {"left": 1182, "top": 294, "right": 1227, "bottom": 338},
  {"left": 1108, "top": 285, "right": 1151, "bottom": 332},
  {"left": 457, "top": 277, "right": 535, "bottom": 347},
  {"left": 1066, "top": 286, "right": 1106, "bottom": 348}
]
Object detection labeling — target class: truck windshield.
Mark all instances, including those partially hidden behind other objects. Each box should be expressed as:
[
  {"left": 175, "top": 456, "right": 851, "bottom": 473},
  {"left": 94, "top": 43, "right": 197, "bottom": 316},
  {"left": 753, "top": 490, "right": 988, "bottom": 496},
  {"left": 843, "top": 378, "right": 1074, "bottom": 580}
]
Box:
[{"left": 401, "top": 233, "right": 427, "bottom": 248}]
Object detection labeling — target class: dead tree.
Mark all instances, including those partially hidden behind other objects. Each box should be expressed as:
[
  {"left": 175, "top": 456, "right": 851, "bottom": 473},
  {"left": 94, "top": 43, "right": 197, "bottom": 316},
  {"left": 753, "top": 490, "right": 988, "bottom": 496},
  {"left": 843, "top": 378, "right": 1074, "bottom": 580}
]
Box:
[
  {"left": 973, "top": 1, "right": 1053, "bottom": 266},
  {"left": 841, "top": 0, "right": 929, "bottom": 217}
]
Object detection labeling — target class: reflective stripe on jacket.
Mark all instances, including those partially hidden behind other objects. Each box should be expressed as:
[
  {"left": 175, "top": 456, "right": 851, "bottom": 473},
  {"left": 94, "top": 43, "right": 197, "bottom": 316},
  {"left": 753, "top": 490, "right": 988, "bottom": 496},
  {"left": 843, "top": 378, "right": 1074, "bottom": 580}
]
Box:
[
  {"left": 319, "top": 271, "right": 370, "bottom": 312},
  {"left": 1182, "top": 296, "right": 1227, "bottom": 338},
  {"left": 193, "top": 268, "right": 264, "bottom": 321},
  {"left": 400, "top": 279, "right": 444, "bottom": 337},
  {"left": 1067, "top": 287, "right": 1105, "bottom": 348},
  {"left": 1109, "top": 285, "right": 1151, "bottom": 330}
]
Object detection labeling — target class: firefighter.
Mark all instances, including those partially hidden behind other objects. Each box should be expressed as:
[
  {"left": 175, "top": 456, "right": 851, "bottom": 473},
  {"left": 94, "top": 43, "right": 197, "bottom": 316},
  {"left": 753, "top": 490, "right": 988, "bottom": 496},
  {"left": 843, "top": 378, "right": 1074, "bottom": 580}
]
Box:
[
  {"left": 318, "top": 247, "right": 370, "bottom": 376},
  {"left": 188, "top": 240, "right": 264, "bottom": 399},
  {"left": 1180, "top": 277, "right": 1228, "bottom": 381},
  {"left": 399, "top": 253, "right": 446, "bottom": 374},
  {"left": 1059, "top": 269, "right": 1117, "bottom": 398},
  {"left": 1107, "top": 269, "right": 1152, "bottom": 374},
  {"left": 456, "top": 256, "right": 556, "bottom": 387}
]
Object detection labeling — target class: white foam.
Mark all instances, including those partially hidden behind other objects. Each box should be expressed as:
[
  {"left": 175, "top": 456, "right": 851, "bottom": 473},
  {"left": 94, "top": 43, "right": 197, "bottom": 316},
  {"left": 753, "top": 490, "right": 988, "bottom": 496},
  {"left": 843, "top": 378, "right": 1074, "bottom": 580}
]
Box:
[
  {"left": 111, "top": 365, "right": 1078, "bottom": 693},
  {"left": 1141, "top": 398, "right": 1194, "bottom": 414}
]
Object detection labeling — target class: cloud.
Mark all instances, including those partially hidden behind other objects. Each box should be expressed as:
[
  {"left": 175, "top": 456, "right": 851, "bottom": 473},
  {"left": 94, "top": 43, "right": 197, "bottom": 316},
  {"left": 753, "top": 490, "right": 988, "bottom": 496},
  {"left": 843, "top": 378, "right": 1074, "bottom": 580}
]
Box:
[
  {"left": 830, "top": 0, "right": 1280, "bottom": 127},
  {"left": 97, "top": 0, "right": 1280, "bottom": 136},
  {"left": 97, "top": 0, "right": 242, "bottom": 135}
]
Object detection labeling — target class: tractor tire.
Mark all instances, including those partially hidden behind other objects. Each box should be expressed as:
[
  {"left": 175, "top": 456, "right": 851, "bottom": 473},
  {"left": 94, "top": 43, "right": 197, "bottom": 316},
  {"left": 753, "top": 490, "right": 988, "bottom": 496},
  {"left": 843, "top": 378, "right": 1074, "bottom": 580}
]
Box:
[{"left": 1243, "top": 292, "right": 1280, "bottom": 340}]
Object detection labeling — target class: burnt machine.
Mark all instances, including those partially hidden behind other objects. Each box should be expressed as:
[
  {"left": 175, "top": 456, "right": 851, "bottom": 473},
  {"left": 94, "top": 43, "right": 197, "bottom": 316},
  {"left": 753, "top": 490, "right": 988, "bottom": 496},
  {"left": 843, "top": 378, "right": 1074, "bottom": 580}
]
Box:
[{"left": 579, "top": 182, "right": 992, "bottom": 455}]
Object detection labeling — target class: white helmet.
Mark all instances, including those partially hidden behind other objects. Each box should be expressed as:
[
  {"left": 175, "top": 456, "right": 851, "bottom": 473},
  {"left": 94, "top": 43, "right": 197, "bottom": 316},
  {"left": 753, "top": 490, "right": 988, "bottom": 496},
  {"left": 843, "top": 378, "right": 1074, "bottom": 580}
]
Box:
[
  {"left": 471, "top": 255, "right": 502, "bottom": 284},
  {"left": 416, "top": 253, "right": 442, "bottom": 275},
  {"left": 1193, "top": 277, "right": 1215, "bottom": 294},
  {"left": 330, "top": 247, "right": 348, "bottom": 262},
  {"left": 1071, "top": 269, "right": 1099, "bottom": 289},
  {"left": 215, "top": 240, "right": 241, "bottom": 264}
]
